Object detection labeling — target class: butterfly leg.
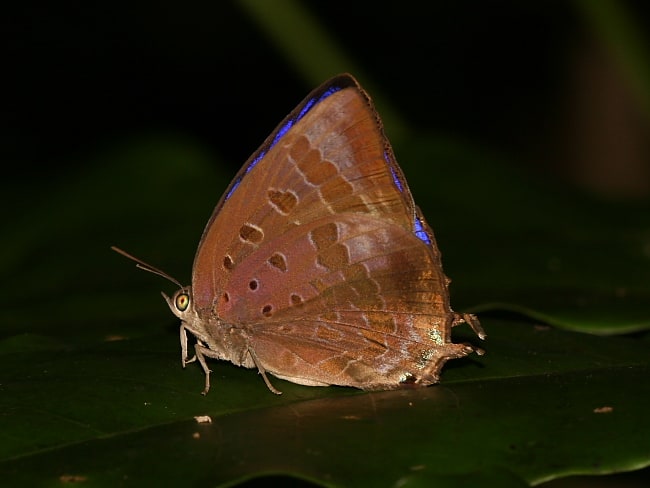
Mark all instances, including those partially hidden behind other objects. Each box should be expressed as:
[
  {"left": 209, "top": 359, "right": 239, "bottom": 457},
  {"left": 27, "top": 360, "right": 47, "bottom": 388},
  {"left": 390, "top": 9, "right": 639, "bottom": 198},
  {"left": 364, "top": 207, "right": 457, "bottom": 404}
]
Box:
[
  {"left": 449, "top": 313, "right": 486, "bottom": 356},
  {"left": 454, "top": 312, "right": 487, "bottom": 341},
  {"left": 192, "top": 342, "right": 215, "bottom": 396},
  {"left": 247, "top": 347, "right": 282, "bottom": 395},
  {"left": 180, "top": 324, "right": 197, "bottom": 367}
]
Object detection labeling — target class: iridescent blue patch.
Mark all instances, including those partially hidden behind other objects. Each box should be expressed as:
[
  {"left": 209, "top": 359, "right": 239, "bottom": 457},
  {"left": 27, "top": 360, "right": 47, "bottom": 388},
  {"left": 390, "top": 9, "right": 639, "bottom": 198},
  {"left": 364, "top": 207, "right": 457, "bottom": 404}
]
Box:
[
  {"left": 224, "top": 178, "right": 241, "bottom": 201},
  {"left": 414, "top": 215, "right": 431, "bottom": 245},
  {"left": 388, "top": 161, "right": 403, "bottom": 192},
  {"left": 387, "top": 155, "right": 430, "bottom": 246}
]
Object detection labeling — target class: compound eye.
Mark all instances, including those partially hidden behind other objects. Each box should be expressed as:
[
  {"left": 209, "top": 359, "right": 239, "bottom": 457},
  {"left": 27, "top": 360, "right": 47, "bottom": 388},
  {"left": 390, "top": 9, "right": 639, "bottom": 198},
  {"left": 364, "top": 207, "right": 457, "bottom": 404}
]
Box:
[{"left": 175, "top": 292, "right": 190, "bottom": 312}]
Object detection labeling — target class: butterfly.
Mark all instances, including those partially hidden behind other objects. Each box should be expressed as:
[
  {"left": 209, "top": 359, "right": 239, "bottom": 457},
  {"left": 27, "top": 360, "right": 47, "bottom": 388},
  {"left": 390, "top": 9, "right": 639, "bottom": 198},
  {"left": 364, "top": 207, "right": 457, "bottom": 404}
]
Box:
[{"left": 114, "top": 73, "right": 485, "bottom": 395}]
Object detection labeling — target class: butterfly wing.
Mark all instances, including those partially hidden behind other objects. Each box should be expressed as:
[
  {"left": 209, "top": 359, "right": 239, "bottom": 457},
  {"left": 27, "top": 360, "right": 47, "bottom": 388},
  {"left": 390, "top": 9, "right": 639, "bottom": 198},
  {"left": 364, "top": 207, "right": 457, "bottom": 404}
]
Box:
[
  {"left": 192, "top": 75, "right": 421, "bottom": 309},
  {"left": 234, "top": 213, "right": 475, "bottom": 389},
  {"left": 191, "top": 74, "right": 480, "bottom": 389}
]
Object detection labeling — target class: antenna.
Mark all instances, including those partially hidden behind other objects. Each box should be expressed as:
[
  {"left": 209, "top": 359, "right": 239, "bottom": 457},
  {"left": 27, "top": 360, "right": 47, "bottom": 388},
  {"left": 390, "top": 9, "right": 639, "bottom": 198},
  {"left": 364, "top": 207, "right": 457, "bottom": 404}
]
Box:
[{"left": 111, "top": 246, "right": 182, "bottom": 288}]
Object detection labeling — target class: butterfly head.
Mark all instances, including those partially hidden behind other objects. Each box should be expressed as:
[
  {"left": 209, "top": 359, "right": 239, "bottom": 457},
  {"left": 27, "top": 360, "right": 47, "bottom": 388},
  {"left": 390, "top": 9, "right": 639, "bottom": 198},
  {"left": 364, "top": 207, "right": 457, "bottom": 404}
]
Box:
[{"left": 162, "top": 286, "right": 195, "bottom": 321}]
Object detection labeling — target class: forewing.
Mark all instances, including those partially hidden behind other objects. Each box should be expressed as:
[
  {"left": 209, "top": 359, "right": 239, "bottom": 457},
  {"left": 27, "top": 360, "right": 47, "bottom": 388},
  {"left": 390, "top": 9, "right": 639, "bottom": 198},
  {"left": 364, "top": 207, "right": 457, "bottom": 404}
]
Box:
[{"left": 191, "top": 75, "right": 429, "bottom": 312}]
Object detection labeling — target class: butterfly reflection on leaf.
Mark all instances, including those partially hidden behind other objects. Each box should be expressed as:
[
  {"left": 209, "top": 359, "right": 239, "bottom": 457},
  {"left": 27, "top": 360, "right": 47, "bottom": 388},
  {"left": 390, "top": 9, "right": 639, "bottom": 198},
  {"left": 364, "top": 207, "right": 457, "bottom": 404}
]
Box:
[{"left": 114, "top": 73, "right": 485, "bottom": 395}]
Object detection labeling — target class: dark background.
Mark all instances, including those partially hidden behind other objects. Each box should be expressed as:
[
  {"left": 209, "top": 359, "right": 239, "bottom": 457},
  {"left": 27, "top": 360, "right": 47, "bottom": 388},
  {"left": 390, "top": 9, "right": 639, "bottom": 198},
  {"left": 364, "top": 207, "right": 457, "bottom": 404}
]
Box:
[{"left": 4, "top": 1, "right": 649, "bottom": 199}]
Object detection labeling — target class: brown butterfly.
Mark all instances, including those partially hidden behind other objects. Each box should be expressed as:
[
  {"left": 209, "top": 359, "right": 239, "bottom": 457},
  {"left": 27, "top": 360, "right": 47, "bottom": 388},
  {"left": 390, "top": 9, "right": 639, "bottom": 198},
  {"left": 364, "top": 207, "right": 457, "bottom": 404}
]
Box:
[{"left": 114, "top": 74, "right": 485, "bottom": 395}]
